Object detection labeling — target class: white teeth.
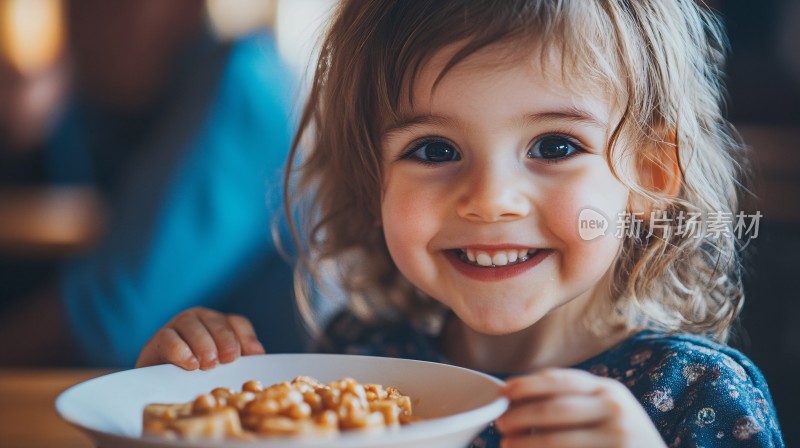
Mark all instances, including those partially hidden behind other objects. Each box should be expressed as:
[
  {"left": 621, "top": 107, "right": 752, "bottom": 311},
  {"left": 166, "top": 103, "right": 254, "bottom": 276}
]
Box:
[
  {"left": 508, "top": 250, "right": 518, "bottom": 263},
  {"left": 492, "top": 252, "right": 508, "bottom": 266},
  {"left": 475, "top": 252, "right": 493, "bottom": 267},
  {"left": 459, "top": 248, "right": 536, "bottom": 267}
]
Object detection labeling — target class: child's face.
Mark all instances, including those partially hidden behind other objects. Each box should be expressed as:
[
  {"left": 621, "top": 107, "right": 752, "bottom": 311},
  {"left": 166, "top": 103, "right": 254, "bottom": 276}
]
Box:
[{"left": 380, "top": 44, "right": 630, "bottom": 336}]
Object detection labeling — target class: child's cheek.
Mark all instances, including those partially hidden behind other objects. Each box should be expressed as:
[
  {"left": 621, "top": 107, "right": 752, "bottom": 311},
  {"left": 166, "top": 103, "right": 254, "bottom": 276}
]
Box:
[
  {"left": 541, "top": 175, "right": 628, "bottom": 282},
  {"left": 380, "top": 184, "right": 439, "bottom": 280}
]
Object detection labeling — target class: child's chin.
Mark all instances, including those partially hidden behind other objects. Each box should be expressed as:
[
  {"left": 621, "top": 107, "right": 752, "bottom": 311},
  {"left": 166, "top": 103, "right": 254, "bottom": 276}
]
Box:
[{"left": 462, "top": 313, "right": 538, "bottom": 336}]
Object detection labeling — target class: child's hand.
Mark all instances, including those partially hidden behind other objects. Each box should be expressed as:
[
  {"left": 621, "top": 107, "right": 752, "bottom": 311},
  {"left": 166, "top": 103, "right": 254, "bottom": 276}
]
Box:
[
  {"left": 496, "top": 369, "right": 666, "bottom": 448},
  {"left": 135, "top": 307, "right": 265, "bottom": 370}
]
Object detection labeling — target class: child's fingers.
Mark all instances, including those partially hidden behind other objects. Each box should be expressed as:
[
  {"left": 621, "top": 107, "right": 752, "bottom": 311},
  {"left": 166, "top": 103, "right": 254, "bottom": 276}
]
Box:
[
  {"left": 170, "top": 310, "right": 221, "bottom": 370},
  {"left": 136, "top": 308, "right": 261, "bottom": 371},
  {"left": 193, "top": 308, "right": 242, "bottom": 364},
  {"left": 135, "top": 327, "right": 199, "bottom": 370},
  {"left": 495, "top": 394, "right": 609, "bottom": 435},
  {"left": 502, "top": 368, "right": 607, "bottom": 401},
  {"left": 227, "top": 314, "right": 265, "bottom": 356}
]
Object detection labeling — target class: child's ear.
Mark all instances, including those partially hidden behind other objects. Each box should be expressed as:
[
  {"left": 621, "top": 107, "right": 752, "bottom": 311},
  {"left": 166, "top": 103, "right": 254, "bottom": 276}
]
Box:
[
  {"left": 642, "top": 142, "right": 681, "bottom": 196},
  {"left": 629, "top": 137, "right": 682, "bottom": 212}
]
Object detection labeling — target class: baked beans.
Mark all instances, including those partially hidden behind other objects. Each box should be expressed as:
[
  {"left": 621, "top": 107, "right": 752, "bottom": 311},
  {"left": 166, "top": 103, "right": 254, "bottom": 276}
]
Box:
[{"left": 143, "top": 376, "right": 418, "bottom": 440}]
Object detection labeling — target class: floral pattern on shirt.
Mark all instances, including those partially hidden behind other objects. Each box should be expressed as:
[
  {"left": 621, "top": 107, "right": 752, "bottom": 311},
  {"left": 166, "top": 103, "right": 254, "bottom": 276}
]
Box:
[{"left": 318, "top": 312, "right": 784, "bottom": 447}]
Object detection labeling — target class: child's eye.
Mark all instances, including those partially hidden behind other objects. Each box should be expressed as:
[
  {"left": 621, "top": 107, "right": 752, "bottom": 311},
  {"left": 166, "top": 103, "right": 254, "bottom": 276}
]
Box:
[
  {"left": 402, "top": 139, "right": 461, "bottom": 164},
  {"left": 527, "top": 135, "right": 584, "bottom": 161}
]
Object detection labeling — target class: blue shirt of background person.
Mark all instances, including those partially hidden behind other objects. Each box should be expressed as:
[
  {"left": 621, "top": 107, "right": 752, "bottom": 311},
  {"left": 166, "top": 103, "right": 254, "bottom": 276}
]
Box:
[{"left": 45, "top": 31, "right": 305, "bottom": 367}]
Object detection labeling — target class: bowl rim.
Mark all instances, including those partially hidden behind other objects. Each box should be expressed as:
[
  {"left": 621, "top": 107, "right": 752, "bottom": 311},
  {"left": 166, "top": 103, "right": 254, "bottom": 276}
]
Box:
[{"left": 55, "top": 353, "right": 510, "bottom": 447}]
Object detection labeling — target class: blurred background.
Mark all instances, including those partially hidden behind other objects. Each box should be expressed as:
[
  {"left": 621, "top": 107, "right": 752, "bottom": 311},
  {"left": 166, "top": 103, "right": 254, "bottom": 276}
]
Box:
[
  {"left": 0, "top": 0, "right": 334, "bottom": 369},
  {"left": 0, "top": 0, "right": 797, "bottom": 445},
  {"left": 707, "top": 1, "right": 800, "bottom": 446}
]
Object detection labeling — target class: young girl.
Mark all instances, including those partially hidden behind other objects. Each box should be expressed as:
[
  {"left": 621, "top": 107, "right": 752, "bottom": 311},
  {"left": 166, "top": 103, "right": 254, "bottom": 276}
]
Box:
[{"left": 137, "top": 0, "right": 784, "bottom": 446}]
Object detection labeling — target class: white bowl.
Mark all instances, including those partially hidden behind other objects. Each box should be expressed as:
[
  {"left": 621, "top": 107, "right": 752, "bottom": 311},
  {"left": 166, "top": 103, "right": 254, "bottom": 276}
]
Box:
[{"left": 56, "top": 354, "right": 508, "bottom": 448}]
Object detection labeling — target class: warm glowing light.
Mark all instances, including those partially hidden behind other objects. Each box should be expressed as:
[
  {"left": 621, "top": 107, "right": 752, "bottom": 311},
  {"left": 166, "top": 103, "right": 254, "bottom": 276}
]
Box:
[
  {"left": 205, "top": 0, "right": 276, "bottom": 41},
  {"left": 0, "top": 0, "right": 65, "bottom": 75}
]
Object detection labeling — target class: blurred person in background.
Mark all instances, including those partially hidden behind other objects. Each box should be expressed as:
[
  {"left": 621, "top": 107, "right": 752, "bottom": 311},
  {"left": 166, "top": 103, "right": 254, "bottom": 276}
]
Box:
[
  {"left": 0, "top": 0, "right": 71, "bottom": 362},
  {"left": 0, "top": 0, "right": 306, "bottom": 367}
]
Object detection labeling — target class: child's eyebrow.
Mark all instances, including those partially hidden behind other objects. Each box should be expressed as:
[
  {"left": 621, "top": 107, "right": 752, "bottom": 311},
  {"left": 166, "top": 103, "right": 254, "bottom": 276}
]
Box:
[
  {"left": 522, "top": 108, "right": 607, "bottom": 130},
  {"left": 382, "top": 114, "right": 458, "bottom": 141},
  {"left": 383, "top": 107, "right": 606, "bottom": 141}
]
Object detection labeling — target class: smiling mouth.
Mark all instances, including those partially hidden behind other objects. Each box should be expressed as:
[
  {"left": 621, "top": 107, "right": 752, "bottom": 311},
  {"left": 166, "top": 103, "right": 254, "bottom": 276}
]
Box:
[{"left": 455, "top": 248, "right": 541, "bottom": 268}]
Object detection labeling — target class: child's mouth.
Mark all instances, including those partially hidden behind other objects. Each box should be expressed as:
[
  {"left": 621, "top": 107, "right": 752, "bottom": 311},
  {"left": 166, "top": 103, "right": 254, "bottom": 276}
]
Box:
[
  {"left": 456, "top": 248, "right": 538, "bottom": 267},
  {"left": 444, "top": 248, "right": 553, "bottom": 282}
]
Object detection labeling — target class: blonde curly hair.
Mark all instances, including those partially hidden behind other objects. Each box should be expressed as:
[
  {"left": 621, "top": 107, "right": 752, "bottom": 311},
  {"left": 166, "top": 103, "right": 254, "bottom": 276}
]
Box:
[{"left": 285, "top": 0, "right": 749, "bottom": 342}]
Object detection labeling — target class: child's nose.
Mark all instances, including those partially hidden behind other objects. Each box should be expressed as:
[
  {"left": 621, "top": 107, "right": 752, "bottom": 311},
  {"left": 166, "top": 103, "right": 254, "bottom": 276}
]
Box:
[{"left": 455, "top": 164, "right": 532, "bottom": 223}]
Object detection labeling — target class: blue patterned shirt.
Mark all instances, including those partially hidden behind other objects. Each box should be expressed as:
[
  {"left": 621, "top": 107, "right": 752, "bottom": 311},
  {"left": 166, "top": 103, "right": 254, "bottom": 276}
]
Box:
[{"left": 319, "top": 312, "right": 784, "bottom": 447}]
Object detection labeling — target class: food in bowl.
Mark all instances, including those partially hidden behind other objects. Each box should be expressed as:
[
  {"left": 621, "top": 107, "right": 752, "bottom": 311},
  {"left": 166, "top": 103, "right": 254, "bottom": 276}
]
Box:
[
  {"left": 143, "top": 375, "right": 418, "bottom": 441},
  {"left": 56, "top": 354, "right": 508, "bottom": 448}
]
